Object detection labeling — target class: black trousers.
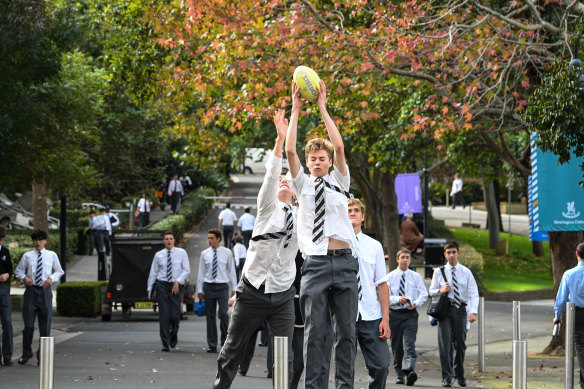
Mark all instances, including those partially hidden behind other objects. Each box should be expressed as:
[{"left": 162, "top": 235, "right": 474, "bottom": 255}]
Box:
[
  {"left": 0, "top": 282, "right": 13, "bottom": 362},
  {"left": 222, "top": 226, "right": 234, "bottom": 250},
  {"left": 239, "top": 322, "right": 273, "bottom": 375},
  {"left": 156, "top": 281, "right": 183, "bottom": 349},
  {"left": 22, "top": 286, "right": 52, "bottom": 360},
  {"left": 204, "top": 283, "right": 230, "bottom": 349},
  {"left": 242, "top": 230, "right": 253, "bottom": 249}
]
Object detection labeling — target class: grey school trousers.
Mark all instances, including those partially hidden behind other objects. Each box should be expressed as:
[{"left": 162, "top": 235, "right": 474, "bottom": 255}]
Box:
[
  {"left": 212, "top": 278, "right": 294, "bottom": 389},
  {"left": 300, "top": 253, "right": 359, "bottom": 389}
]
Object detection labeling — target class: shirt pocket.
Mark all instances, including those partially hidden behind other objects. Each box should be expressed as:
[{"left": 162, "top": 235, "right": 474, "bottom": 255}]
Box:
[
  {"left": 324, "top": 187, "right": 347, "bottom": 211},
  {"left": 301, "top": 185, "right": 316, "bottom": 212}
]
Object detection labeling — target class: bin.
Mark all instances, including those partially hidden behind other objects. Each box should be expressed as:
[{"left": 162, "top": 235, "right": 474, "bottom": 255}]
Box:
[{"left": 424, "top": 238, "right": 446, "bottom": 278}]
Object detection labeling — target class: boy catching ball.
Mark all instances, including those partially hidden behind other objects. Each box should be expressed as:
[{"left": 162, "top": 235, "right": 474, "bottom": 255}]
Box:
[{"left": 286, "top": 79, "right": 358, "bottom": 389}]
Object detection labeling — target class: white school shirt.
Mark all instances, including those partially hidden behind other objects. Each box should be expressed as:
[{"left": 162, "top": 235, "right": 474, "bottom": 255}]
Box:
[
  {"left": 137, "top": 198, "right": 151, "bottom": 213},
  {"left": 233, "top": 243, "right": 247, "bottom": 267},
  {"left": 168, "top": 179, "right": 184, "bottom": 196},
  {"left": 451, "top": 178, "right": 463, "bottom": 195},
  {"left": 147, "top": 247, "right": 190, "bottom": 291},
  {"left": 429, "top": 262, "right": 479, "bottom": 315},
  {"left": 94, "top": 214, "right": 109, "bottom": 231},
  {"left": 355, "top": 231, "right": 387, "bottom": 320},
  {"left": 197, "top": 246, "right": 238, "bottom": 294},
  {"left": 291, "top": 164, "right": 357, "bottom": 256},
  {"left": 15, "top": 249, "right": 64, "bottom": 285},
  {"left": 385, "top": 268, "right": 428, "bottom": 310},
  {"left": 108, "top": 212, "right": 120, "bottom": 228},
  {"left": 218, "top": 208, "right": 237, "bottom": 226},
  {"left": 237, "top": 213, "right": 256, "bottom": 231},
  {"left": 241, "top": 153, "right": 298, "bottom": 293}
]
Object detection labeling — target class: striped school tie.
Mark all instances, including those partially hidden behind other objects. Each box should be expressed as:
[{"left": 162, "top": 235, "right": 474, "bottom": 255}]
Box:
[
  {"left": 312, "top": 178, "right": 325, "bottom": 244},
  {"left": 398, "top": 272, "right": 406, "bottom": 307},
  {"left": 166, "top": 249, "right": 173, "bottom": 282},
  {"left": 35, "top": 251, "right": 43, "bottom": 286},
  {"left": 451, "top": 267, "right": 461, "bottom": 307},
  {"left": 356, "top": 255, "right": 362, "bottom": 301},
  {"left": 211, "top": 249, "right": 218, "bottom": 279},
  {"left": 251, "top": 205, "right": 294, "bottom": 248}
]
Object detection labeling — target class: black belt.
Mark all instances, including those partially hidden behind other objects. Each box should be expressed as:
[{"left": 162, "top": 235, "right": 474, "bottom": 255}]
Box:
[
  {"left": 32, "top": 285, "right": 44, "bottom": 289},
  {"left": 157, "top": 280, "right": 174, "bottom": 285},
  {"left": 449, "top": 300, "right": 466, "bottom": 307},
  {"left": 390, "top": 308, "right": 415, "bottom": 313},
  {"left": 327, "top": 249, "right": 352, "bottom": 256}
]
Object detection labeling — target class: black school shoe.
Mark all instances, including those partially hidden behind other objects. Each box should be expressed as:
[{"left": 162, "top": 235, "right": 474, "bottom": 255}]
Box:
[
  {"left": 396, "top": 377, "right": 405, "bottom": 384},
  {"left": 406, "top": 370, "right": 418, "bottom": 386}
]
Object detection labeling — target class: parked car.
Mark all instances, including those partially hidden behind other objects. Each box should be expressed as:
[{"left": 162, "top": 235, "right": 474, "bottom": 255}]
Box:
[
  {"left": 0, "top": 193, "right": 59, "bottom": 230},
  {"left": 242, "top": 148, "right": 289, "bottom": 174}
]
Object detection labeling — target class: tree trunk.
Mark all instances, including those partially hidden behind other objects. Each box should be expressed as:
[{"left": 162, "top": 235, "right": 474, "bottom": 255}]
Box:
[
  {"left": 483, "top": 181, "right": 500, "bottom": 249},
  {"left": 32, "top": 181, "right": 49, "bottom": 234},
  {"left": 381, "top": 171, "right": 401, "bottom": 271}
]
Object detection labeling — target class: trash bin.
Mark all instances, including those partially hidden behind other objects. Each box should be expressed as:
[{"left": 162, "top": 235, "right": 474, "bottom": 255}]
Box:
[{"left": 424, "top": 238, "right": 446, "bottom": 279}]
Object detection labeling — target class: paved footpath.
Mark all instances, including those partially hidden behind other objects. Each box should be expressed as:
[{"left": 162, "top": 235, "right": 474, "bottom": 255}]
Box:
[{"left": 1, "top": 175, "right": 573, "bottom": 388}]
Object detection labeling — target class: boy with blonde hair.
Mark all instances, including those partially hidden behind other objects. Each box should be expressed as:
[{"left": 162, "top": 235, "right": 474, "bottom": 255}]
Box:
[{"left": 286, "top": 80, "right": 358, "bottom": 389}]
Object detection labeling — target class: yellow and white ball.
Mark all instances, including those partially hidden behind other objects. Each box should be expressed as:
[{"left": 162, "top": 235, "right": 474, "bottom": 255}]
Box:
[{"left": 293, "top": 66, "right": 321, "bottom": 102}]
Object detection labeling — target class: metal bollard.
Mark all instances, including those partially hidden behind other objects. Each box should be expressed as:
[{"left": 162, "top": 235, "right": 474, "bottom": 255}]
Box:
[
  {"left": 40, "top": 337, "right": 54, "bottom": 389},
  {"left": 274, "top": 336, "right": 288, "bottom": 389},
  {"left": 512, "top": 340, "right": 527, "bottom": 389},
  {"left": 478, "top": 297, "right": 485, "bottom": 372},
  {"left": 566, "top": 302, "right": 575, "bottom": 389},
  {"left": 513, "top": 301, "right": 521, "bottom": 341}
]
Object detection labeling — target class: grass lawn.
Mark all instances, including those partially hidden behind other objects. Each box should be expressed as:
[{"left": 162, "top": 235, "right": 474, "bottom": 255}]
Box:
[{"left": 450, "top": 228, "right": 554, "bottom": 292}]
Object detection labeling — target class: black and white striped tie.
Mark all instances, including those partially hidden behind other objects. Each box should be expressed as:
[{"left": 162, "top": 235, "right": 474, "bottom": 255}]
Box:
[
  {"left": 211, "top": 248, "right": 218, "bottom": 279},
  {"left": 398, "top": 272, "right": 406, "bottom": 307},
  {"left": 312, "top": 178, "right": 325, "bottom": 244},
  {"left": 35, "top": 251, "right": 43, "bottom": 286},
  {"left": 251, "top": 205, "right": 294, "bottom": 248},
  {"left": 166, "top": 249, "right": 173, "bottom": 282},
  {"left": 320, "top": 179, "right": 354, "bottom": 200},
  {"left": 451, "top": 267, "right": 461, "bottom": 307}
]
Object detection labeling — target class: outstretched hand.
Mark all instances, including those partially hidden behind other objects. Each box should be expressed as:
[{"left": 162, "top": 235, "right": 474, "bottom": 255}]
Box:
[
  {"left": 291, "top": 81, "right": 304, "bottom": 112},
  {"left": 317, "top": 80, "right": 327, "bottom": 110},
  {"left": 273, "top": 109, "right": 288, "bottom": 139}
]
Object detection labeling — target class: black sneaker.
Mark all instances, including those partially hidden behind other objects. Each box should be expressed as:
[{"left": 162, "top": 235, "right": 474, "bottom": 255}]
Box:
[
  {"left": 457, "top": 378, "right": 467, "bottom": 387},
  {"left": 396, "top": 377, "right": 405, "bottom": 384},
  {"left": 442, "top": 379, "right": 453, "bottom": 387},
  {"left": 206, "top": 347, "right": 217, "bottom": 353},
  {"left": 406, "top": 371, "right": 418, "bottom": 386}
]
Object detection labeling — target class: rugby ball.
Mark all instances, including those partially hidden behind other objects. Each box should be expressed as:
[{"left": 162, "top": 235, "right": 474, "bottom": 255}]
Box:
[{"left": 293, "top": 66, "right": 321, "bottom": 102}]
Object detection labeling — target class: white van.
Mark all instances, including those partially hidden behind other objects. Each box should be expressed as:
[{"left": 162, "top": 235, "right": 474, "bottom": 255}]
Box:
[{"left": 243, "top": 148, "right": 289, "bottom": 174}]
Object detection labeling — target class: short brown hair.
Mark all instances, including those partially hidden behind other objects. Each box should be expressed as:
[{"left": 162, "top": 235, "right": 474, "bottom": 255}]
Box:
[
  {"left": 347, "top": 198, "right": 365, "bottom": 214},
  {"left": 163, "top": 231, "right": 174, "bottom": 238},
  {"left": 305, "top": 138, "right": 334, "bottom": 161},
  {"left": 234, "top": 235, "right": 243, "bottom": 243},
  {"left": 396, "top": 248, "right": 411, "bottom": 258},
  {"left": 208, "top": 228, "right": 222, "bottom": 240},
  {"left": 0, "top": 225, "right": 6, "bottom": 239}
]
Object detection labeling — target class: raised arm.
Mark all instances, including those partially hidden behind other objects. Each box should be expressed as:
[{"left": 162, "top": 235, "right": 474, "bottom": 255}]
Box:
[
  {"left": 317, "top": 80, "right": 347, "bottom": 176},
  {"left": 285, "top": 82, "right": 304, "bottom": 178},
  {"left": 273, "top": 109, "right": 287, "bottom": 158}
]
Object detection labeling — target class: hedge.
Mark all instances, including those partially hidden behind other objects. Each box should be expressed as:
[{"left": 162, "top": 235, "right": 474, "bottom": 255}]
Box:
[{"left": 57, "top": 281, "right": 108, "bottom": 316}]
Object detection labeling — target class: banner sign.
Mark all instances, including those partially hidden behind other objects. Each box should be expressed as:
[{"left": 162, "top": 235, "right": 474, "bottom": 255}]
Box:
[
  {"left": 531, "top": 133, "right": 584, "bottom": 232},
  {"left": 395, "top": 173, "right": 422, "bottom": 214},
  {"left": 527, "top": 175, "right": 548, "bottom": 241}
]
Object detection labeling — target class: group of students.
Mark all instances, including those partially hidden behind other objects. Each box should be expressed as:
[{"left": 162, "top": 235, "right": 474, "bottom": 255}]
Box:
[{"left": 189, "top": 80, "right": 481, "bottom": 389}]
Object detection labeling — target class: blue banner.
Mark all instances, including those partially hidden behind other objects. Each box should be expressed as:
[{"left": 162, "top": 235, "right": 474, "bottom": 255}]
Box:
[
  {"left": 531, "top": 133, "right": 584, "bottom": 232},
  {"left": 395, "top": 173, "right": 422, "bottom": 214}
]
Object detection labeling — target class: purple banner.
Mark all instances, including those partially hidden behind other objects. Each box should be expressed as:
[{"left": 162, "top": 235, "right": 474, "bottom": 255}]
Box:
[{"left": 395, "top": 173, "right": 422, "bottom": 214}]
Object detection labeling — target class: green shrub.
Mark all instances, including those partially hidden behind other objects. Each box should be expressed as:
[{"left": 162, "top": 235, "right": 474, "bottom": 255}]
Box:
[
  {"left": 149, "top": 215, "right": 187, "bottom": 241},
  {"left": 57, "top": 281, "right": 108, "bottom": 316}
]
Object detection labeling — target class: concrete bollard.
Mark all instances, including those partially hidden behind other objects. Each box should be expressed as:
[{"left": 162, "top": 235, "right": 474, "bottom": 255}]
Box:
[
  {"left": 478, "top": 297, "right": 485, "bottom": 372},
  {"left": 512, "top": 340, "right": 527, "bottom": 389},
  {"left": 566, "top": 302, "right": 575, "bottom": 389},
  {"left": 273, "top": 336, "right": 288, "bottom": 389},
  {"left": 40, "top": 337, "right": 54, "bottom": 389}
]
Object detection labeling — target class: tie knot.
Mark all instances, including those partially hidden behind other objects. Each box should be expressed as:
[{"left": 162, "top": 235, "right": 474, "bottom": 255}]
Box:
[{"left": 316, "top": 177, "right": 323, "bottom": 184}]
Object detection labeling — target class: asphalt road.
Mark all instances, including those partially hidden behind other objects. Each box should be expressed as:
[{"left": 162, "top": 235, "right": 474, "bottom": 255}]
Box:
[{"left": 1, "top": 174, "right": 566, "bottom": 389}]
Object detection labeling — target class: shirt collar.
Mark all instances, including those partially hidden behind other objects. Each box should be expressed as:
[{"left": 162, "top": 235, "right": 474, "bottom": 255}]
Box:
[{"left": 309, "top": 173, "right": 330, "bottom": 183}]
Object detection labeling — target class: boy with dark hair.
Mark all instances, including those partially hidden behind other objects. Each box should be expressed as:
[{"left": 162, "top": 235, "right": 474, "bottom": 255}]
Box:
[
  {"left": 0, "top": 225, "right": 13, "bottom": 366},
  {"left": 429, "top": 241, "right": 479, "bottom": 387},
  {"left": 147, "top": 231, "right": 190, "bottom": 351},
  {"left": 198, "top": 228, "right": 237, "bottom": 353},
  {"left": 286, "top": 80, "right": 358, "bottom": 389},
  {"left": 15, "top": 229, "right": 64, "bottom": 365}
]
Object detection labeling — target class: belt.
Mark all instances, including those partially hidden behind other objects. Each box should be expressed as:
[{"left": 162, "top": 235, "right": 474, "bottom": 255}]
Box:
[
  {"left": 327, "top": 249, "right": 352, "bottom": 256},
  {"left": 32, "top": 285, "right": 44, "bottom": 290},
  {"left": 390, "top": 308, "right": 415, "bottom": 313},
  {"left": 157, "top": 280, "right": 174, "bottom": 285},
  {"left": 449, "top": 300, "right": 466, "bottom": 307}
]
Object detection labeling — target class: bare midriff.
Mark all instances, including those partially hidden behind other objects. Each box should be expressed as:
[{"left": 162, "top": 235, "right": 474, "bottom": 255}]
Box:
[{"left": 328, "top": 237, "right": 349, "bottom": 250}]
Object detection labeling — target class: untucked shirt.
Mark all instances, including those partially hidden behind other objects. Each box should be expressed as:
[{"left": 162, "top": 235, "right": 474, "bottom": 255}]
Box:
[{"left": 354, "top": 232, "right": 386, "bottom": 320}]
